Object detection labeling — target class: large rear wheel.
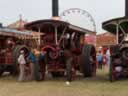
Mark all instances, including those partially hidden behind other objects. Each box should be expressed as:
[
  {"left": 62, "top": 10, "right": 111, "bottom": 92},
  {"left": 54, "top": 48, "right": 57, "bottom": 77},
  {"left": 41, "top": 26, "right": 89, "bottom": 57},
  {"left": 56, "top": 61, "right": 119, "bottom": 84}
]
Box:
[{"left": 80, "top": 44, "right": 96, "bottom": 77}]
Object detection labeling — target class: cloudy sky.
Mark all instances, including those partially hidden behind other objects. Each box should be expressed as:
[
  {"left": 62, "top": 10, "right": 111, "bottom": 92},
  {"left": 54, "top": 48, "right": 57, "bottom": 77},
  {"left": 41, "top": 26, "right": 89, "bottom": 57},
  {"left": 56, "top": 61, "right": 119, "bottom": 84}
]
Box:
[{"left": 0, "top": 0, "right": 125, "bottom": 34}]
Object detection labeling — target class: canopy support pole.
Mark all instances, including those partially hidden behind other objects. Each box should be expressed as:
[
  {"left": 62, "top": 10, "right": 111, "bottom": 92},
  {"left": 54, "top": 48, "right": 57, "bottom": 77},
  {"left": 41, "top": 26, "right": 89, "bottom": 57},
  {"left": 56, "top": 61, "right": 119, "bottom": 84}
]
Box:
[
  {"left": 116, "top": 23, "right": 119, "bottom": 44},
  {"left": 38, "top": 27, "right": 41, "bottom": 47},
  {"left": 55, "top": 26, "right": 58, "bottom": 45}
]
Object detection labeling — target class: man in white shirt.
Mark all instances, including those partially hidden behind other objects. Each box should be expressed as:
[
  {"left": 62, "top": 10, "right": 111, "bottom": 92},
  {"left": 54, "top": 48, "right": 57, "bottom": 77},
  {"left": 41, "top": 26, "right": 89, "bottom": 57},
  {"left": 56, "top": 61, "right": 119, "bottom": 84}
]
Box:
[
  {"left": 106, "top": 49, "right": 111, "bottom": 67},
  {"left": 18, "top": 50, "right": 26, "bottom": 81}
]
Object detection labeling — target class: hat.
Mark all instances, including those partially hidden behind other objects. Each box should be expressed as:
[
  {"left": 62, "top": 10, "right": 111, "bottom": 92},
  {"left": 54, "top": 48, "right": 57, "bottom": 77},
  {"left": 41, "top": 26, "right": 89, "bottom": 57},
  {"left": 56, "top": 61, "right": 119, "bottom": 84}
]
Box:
[{"left": 20, "top": 50, "right": 24, "bottom": 54}]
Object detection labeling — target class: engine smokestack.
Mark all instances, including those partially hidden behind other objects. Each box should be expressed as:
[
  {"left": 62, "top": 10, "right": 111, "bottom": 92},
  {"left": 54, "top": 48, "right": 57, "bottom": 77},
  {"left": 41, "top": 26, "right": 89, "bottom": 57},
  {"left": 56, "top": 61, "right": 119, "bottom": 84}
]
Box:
[
  {"left": 52, "top": 0, "right": 59, "bottom": 17},
  {"left": 125, "top": 0, "right": 128, "bottom": 16}
]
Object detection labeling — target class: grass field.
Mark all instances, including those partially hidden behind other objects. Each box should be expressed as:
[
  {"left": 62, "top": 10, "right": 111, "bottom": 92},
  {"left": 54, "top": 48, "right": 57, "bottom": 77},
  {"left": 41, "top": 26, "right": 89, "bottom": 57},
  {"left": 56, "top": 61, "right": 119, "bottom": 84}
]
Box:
[{"left": 0, "top": 68, "right": 128, "bottom": 96}]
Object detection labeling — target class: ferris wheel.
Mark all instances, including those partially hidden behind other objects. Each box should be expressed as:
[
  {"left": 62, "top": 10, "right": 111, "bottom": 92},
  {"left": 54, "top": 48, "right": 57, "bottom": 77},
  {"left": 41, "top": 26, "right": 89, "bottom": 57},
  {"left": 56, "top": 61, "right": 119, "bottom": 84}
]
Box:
[{"left": 60, "top": 8, "right": 96, "bottom": 32}]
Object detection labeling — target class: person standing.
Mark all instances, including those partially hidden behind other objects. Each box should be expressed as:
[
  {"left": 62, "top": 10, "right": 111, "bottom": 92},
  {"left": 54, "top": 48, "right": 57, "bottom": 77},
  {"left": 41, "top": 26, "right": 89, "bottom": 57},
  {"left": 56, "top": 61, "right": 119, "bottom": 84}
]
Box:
[
  {"left": 97, "top": 51, "right": 103, "bottom": 69},
  {"left": 27, "top": 49, "right": 36, "bottom": 80},
  {"left": 102, "top": 54, "right": 107, "bottom": 68},
  {"left": 17, "top": 50, "right": 26, "bottom": 82},
  {"left": 106, "top": 48, "right": 111, "bottom": 67}
]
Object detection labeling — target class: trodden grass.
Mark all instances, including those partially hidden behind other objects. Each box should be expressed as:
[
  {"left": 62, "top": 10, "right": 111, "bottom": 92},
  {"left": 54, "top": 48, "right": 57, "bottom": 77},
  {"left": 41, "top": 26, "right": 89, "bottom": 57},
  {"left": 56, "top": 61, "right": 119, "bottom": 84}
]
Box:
[{"left": 0, "top": 68, "right": 128, "bottom": 96}]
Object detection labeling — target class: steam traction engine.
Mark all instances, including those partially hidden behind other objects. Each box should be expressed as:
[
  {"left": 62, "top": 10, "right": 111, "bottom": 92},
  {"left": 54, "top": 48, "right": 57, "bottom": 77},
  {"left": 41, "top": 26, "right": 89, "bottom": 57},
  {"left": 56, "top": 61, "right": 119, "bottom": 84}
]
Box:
[
  {"left": 25, "top": 19, "right": 96, "bottom": 81},
  {"left": 103, "top": 18, "right": 128, "bottom": 81},
  {"left": 102, "top": 0, "right": 128, "bottom": 81},
  {"left": 0, "top": 27, "right": 32, "bottom": 77}
]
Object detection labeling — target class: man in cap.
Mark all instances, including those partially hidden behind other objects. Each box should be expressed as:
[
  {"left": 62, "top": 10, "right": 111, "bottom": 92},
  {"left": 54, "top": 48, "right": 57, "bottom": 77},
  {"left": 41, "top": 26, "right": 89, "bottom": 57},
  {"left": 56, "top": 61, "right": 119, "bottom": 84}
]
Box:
[{"left": 17, "top": 50, "right": 26, "bottom": 81}]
